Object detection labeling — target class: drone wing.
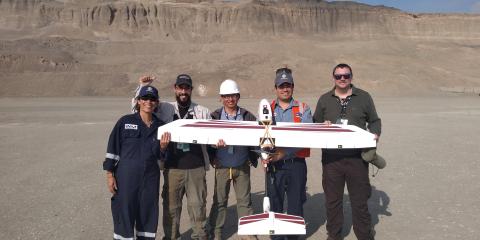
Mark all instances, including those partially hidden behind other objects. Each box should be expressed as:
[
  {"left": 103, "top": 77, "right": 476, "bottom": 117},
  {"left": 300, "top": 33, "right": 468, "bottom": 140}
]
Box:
[
  {"left": 272, "top": 122, "right": 376, "bottom": 149},
  {"left": 157, "top": 119, "right": 376, "bottom": 149}
]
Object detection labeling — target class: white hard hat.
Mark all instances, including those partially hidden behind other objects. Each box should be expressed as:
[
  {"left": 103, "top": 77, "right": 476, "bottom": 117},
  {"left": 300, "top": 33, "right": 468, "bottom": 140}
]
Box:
[{"left": 219, "top": 79, "right": 240, "bottom": 95}]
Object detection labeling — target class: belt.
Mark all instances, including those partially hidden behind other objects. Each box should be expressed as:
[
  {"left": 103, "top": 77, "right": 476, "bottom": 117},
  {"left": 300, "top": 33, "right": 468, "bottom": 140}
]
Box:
[{"left": 274, "top": 157, "right": 305, "bottom": 165}]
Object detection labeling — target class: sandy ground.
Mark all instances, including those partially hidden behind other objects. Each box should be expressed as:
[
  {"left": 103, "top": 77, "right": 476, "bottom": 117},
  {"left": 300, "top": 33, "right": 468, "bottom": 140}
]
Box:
[{"left": 0, "top": 95, "right": 479, "bottom": 240}]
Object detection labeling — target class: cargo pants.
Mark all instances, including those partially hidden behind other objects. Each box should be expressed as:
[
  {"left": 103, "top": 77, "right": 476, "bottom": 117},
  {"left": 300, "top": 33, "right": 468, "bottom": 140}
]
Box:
[
  {"left": 162, "top": 167, "right": 208, "bottom": 240},
  {"left": 208, "top": 161, "right": 253, "bottom": 239}
]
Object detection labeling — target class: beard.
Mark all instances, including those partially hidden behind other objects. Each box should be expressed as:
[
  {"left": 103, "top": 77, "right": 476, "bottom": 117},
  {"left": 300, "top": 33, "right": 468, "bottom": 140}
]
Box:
[{"left": 176, "top": 93, "right": 191, "bottom": 107}]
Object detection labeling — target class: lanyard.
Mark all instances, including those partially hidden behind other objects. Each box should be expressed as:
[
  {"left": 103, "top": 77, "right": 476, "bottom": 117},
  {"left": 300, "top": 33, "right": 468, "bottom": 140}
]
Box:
[
  {"left": 338, "top": 96, "right": 352, "bottom": 119},
  {"left": 222, "top": 107, "right": 240, "bottom": 121},
  {"left": 176, "top": 103, "right": 196, "bottom": 119},
  {"left": 222, "top": 107, "right": 240, "bottom": 155}
]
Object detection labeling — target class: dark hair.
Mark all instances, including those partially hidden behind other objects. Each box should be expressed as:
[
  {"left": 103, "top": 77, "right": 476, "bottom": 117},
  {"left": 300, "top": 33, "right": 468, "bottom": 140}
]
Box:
[{"left": 332, "top": 63, "right": 353, "bottom": 77}]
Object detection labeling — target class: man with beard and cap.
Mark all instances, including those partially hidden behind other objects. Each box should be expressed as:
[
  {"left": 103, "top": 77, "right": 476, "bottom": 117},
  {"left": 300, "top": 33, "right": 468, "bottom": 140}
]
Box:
[
  {"left": 313, "top": 63, "right": 381, "bottom": 240},
  {"left": 133, "top": 74, "right": 211, "bottom": 240}
]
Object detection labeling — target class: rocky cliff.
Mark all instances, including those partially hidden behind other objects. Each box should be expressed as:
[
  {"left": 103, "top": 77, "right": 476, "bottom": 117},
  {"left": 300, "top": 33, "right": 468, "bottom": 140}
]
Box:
[
  {"left": 1, "top": 0, "right": 479, "bottom": 41},
  {"left": 0, "top": 0, "right": 479, "bottom": 97}
]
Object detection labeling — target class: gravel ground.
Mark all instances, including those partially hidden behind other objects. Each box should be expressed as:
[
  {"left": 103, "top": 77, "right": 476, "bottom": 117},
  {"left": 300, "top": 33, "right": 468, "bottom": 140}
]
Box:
[{"left": 0, "top": 95, "right": 479, "bottom": 240}]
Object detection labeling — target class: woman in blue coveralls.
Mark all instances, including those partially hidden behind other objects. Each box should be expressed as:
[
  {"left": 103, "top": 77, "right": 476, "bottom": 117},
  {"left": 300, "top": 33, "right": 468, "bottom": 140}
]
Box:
[{"left": 103, "top": 86, "right": 171, "bottom": 240}]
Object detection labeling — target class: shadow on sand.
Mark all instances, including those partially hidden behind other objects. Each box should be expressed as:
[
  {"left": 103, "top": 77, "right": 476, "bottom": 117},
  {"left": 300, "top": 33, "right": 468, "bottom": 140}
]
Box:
[{"left": 180, "top": 185, "right": 391, "bottom": 239}]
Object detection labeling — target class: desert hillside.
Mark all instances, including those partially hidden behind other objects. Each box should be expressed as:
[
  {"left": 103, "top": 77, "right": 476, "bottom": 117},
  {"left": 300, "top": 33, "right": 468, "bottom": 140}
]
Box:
[{"left": 0, "top": 0, "right": 479, "bottom": 97}]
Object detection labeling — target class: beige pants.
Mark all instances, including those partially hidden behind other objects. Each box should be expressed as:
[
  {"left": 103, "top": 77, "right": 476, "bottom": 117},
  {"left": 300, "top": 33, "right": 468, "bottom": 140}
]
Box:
[
  {"left": 162, "top": 167, "right": 208, "bottom": 240},
  {"left": 208, "top": 162, "right": 253, "bottom": 239}
]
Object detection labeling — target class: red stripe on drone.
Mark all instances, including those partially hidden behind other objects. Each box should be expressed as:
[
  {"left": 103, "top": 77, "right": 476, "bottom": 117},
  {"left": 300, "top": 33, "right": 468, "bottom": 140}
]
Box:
[
  {"left": 194, "top": 120, "right": 246, "bottom": 125},
  {"left": 239, "top": 213, "right": 269, "bottom": 220},
  {"left": 196, "top": 121, "right": 343, "bottom": 128},
  {"left": 272, "top": 127, "right": 352, "bottom": 132},
  {"left": 238, "top": 219, "right": 264, "bottom": 225},
  {"left": 190, "top": 120, "right": 345, "bottom": 129},
  {"left": 182, "top": 123, "right": 353, "bottom": 132},
  {"left": 274, "top": 213, "right": 304, "bottom": 220},
  {"left": 279, "top": 124, "right": 342, "bottom": 128},
  {"left": 183, "top": 124, "right": 263, "bottom": 129}
]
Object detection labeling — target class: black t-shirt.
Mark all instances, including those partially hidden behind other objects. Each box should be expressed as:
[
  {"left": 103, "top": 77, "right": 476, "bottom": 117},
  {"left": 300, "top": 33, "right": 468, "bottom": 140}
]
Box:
[{"left": 164, "top": 105, "right": 205, "bottom": 169}]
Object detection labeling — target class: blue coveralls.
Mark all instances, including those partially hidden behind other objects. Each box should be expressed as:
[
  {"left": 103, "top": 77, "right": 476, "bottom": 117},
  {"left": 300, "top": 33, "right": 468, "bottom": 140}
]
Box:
[
  {"left": 104, "top": 113, "right": 163, "bottom": 240},
  {"left": 268, "top": 99, "right": 312, "bottom": 240}
]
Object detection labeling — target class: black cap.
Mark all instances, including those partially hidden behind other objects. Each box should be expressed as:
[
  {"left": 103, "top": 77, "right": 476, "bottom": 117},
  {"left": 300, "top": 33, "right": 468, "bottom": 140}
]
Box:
[
  {"left": 137, "top": 86, "right": 159, "bottom": 100},
  {"left": 275, "top": 68, "right": 294, "bottom": 87},
  {"left": 175, "top": 74, "right": 192, "bottom": 87}
]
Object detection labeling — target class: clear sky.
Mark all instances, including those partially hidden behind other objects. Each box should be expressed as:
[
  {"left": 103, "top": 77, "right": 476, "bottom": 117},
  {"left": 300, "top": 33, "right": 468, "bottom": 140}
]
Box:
[{"left": 329, "top": 0, "right": 480, "bottom": 13}]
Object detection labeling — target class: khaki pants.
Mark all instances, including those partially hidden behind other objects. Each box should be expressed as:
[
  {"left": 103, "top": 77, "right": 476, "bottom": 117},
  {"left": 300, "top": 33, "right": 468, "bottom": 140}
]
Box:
[
  {"left": 162, "top": 167, "right": 208, "bottom": 240},
  {"left": 208, "top": 162, "right": 253, "bottom": 239}
]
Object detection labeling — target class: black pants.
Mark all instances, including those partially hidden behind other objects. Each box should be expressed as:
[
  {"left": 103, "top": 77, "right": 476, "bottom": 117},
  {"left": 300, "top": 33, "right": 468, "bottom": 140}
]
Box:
[{"left": 322, "top": 156, "right": 373, "bottom": 240}]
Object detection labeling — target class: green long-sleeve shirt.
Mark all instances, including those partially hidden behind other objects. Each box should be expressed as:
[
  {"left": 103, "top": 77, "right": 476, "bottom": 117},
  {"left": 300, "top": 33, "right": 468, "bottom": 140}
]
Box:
[{"left": 313, "top": 85, "right": 381, "bottom": 157}]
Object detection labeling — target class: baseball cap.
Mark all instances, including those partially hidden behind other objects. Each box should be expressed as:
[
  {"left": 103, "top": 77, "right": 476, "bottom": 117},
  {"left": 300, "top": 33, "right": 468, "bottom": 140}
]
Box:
[
  {"left": 275, "top": 68, "right": 294, "bottom": 87},
  {"left": 137, "top": 86, "right": 159, "bottom": 100},
  {"left": 175, "top": 74, "right": 193, "bottom": 87}
]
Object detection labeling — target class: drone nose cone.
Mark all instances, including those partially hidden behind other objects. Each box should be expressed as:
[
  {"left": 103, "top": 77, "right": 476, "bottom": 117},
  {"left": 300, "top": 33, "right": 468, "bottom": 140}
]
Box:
[{"left": 258, "top": 99, "right": 272, "bottom": 124}]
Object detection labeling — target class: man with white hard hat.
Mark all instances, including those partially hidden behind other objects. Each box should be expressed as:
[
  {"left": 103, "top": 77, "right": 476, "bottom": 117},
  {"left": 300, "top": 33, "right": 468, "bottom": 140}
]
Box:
[{"left": 207, "top": 79, "right": 258, "bottom": 240}]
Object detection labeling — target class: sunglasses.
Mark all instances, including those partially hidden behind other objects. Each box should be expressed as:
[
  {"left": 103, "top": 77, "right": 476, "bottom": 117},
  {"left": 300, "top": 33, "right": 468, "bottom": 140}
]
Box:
[
  {"left": 276, "top": 67, "right": 292, "bottom": 75},
  {"left": 221, "top": 94, "right": 239, "bottom": 99},
  {"left": 139, "top": 96, "right": 157, "bottom": 101},
  {"left": 333, "top": 74, "right": 352, "bottom": 80}
]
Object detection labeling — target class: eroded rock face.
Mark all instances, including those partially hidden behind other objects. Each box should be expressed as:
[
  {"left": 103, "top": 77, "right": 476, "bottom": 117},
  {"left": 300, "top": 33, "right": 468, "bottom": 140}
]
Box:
[
  {"left": 1, "top": 0, "right": 479, "bottom": 41},
  {"left": 0, "top": 0, "right": 479, "bottom": 97}
]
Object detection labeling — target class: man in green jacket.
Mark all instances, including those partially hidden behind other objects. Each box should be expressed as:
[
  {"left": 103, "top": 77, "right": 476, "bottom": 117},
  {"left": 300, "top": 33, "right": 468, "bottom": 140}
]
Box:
[{"left": 313, "top": 63, "right": 381, "bottom": 240}]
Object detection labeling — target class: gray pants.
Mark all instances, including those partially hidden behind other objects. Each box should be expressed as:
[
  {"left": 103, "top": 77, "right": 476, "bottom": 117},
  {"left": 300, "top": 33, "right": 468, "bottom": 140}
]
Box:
[
  {"left": 208, "top": 162, "right": 253, "bottom": 239},
  {"left": 162, "top": 167, "right": 208, "bottom": 240}
]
